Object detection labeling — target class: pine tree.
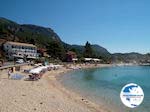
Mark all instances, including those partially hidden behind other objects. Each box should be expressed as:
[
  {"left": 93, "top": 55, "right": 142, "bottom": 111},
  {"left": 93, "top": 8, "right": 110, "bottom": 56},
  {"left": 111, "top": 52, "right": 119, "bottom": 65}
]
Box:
[
  {"left": 84, "top": 41, "right": 93, "bottom": 58},
  {"left": 47, "top": 40, "right": 66, "bottom": 60}
]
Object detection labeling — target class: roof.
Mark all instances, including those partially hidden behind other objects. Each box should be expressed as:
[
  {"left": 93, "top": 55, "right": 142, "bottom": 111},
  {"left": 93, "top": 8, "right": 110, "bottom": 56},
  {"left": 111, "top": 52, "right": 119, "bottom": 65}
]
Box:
[
  {"left": 84, "top": 58, "right": 101, "bottom": 61},
  {"left": 38, "top": 48, "right": 47, "bottom": 52},
  {"left": 6, "top": 41, "right": 37, "bottom": 48},
  {"left": 72, "top": 58, "right": 78, "bottom": 61},
  {"left": 0, "top": 39, "right": 6, "bottom": 45},
  {"left": 92, "top": 58, "right": 101, "bottom": 61},
  {"left": 66, "top": 51, "right": 76, "bottom": 55},
  {"left": 84, "top": 58, "right": 92, "bottom": 61}
]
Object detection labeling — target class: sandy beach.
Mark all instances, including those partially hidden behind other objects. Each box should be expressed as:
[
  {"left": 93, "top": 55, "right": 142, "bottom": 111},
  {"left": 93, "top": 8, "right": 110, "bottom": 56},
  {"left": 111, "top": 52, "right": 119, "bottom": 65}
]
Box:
[{"left": 0, "top": 64, "right": 111, "bottom": 112}]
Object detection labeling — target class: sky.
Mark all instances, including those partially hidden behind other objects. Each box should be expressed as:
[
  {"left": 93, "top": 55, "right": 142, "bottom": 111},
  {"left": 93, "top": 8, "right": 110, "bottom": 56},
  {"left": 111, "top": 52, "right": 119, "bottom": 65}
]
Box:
[{"left": 0, "top": 0, "right": 150, "bottom": 53}]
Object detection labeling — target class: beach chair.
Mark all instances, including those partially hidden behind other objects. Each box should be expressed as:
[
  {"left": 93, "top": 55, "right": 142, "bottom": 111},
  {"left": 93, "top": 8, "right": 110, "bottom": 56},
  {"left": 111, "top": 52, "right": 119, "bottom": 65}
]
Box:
[{"left": 28, "top": 74, "right": 39, "bottom": 81}]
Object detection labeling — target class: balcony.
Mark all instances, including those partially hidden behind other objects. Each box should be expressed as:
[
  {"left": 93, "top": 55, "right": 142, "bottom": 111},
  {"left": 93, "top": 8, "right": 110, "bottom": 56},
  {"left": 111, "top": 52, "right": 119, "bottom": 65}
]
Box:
[{"left": 12, "top": 48, "right": 36, "bottom": 53}]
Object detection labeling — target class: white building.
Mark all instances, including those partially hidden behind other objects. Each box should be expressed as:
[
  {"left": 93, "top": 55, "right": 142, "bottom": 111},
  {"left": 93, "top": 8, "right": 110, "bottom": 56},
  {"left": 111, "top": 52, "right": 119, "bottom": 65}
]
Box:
[
  {"left": 4, "top": 41, "right": 38, "bottom": 60},
  {"left": 84, "top": 58, "right": 101, "bottom": 62}
]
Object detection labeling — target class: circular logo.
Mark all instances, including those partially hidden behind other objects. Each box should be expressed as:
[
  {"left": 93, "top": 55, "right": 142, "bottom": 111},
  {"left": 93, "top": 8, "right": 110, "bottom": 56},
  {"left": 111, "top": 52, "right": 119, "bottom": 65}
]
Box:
[{"left": 120, "top": 83, "right": 144, "bottom": 108}]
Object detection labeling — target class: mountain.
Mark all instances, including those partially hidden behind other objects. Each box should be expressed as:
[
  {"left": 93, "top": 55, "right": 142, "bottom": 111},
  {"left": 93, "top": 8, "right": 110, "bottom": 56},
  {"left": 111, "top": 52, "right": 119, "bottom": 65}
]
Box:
[
  {"left": 0, "top": 17, "right": 112, "bottom": 62},
  {"left": 0, "top": 17, "right": 61, "bottom": 48},
  {"left": 92, "top": 44, "right": 111, "bottom": 58},
  {"left": 63, "top": 43, "right": 111, "bottom": 59},
  {"left": 112, "top": 52, "right": 150, "bottom": 63},
  {"left": 1, "top": 17, "right": 150, "bottom": 63}
]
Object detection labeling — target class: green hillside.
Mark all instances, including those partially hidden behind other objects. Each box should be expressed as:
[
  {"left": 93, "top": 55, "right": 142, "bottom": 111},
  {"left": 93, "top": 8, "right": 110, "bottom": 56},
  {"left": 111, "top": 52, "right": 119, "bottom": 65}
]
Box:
[
  {"left": 0, "top": 17, "right": 61, "bottom": 48},
  {"left": 0, "top": 17, "right": 111, "bottom": 62},
  {"left": 1, "top": 17, "right": 150, "bottom": 63}
]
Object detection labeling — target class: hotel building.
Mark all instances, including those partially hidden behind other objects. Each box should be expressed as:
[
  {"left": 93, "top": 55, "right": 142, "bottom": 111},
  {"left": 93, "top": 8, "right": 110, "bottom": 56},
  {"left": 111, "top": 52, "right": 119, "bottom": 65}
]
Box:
[{"left": 4, "top": 41, "right": 38, "bottom": 60}]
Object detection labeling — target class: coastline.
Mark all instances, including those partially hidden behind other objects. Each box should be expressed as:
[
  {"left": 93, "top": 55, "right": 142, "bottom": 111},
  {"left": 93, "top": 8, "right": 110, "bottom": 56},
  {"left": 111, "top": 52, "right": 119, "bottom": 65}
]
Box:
[
  {"left": 46, "top": 64, "right": 112, "bottom": 112},
  {"left": 0, "top": 64, "right": 112, "bottom": 112}
]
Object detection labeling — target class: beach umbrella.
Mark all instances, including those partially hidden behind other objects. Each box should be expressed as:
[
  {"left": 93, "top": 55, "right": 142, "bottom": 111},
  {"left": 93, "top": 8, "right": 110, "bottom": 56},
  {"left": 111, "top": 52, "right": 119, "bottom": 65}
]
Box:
[
  {"left": 29, "top": 67, "right": 43, "bottom": 74},
  {"left": 29, "top": 66, "right": 49, "bottom": 74}
]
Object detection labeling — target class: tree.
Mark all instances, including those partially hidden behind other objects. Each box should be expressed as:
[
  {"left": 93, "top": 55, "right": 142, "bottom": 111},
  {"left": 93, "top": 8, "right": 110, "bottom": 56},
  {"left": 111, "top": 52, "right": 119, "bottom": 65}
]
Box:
[
  {"left": 29, "top": 38, "right": 35, "bottom": 45},
  {"left": 47, "top": 40, "right": 66, "bottom": 61},
  {"left": 70, "top": 48, "right": 77, "bottom": 53},
  {"left": 83, "top": 41, "right": 93, "bottom": 58}
]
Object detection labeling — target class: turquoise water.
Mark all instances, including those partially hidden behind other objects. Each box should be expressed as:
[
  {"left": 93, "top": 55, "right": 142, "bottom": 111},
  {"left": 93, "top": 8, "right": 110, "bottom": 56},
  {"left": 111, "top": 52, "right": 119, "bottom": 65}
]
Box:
[{"left": 58, "top": 66, "right": 150, "bottom": 112}]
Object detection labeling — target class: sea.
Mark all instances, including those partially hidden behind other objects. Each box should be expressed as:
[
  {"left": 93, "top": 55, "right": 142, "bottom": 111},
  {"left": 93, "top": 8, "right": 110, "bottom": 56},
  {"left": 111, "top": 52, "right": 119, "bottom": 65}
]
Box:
[{"left": 58, "top": 66, "right": 150, "bottom": 112}]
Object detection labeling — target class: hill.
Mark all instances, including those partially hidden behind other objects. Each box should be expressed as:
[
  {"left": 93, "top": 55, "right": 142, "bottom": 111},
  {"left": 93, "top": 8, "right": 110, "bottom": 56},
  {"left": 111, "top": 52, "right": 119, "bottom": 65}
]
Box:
[
  {"left": 0, "top": 17, "right": 61, "bottom": 48},
  {"left": 112, "top": 52, "right": 150, "bottom": 63},
  {"left": 0, "top": 17, "right": 111, "bottom": 61},
  {"left": 63, "top": 43, "right": 111, "bottom": 59},
  {"left": 1, "top": 17, "right": 150, "bottom": 63}
]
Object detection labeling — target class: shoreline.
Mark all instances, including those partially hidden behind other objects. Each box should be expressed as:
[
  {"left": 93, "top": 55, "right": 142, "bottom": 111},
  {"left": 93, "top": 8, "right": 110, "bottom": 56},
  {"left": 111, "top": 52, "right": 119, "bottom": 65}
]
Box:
[
  {"left": 0, "top": 64, "right": 112, "bottom": 112},
  {"left": 46, "top": 64, "right": 112, "bottom": 112}
]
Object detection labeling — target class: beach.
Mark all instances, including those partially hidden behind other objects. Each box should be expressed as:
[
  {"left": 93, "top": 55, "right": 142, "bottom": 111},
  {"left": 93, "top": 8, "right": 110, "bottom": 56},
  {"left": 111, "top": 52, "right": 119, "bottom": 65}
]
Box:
[{"left": 0, "top": 64, "right": 111, "bottom": 112}]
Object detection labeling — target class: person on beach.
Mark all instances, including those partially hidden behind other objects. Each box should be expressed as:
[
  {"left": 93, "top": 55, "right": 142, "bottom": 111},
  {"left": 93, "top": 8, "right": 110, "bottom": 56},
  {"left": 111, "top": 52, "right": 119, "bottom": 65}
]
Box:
[{"left": 8, "top": 68, "right": 12, "bottom": 79}]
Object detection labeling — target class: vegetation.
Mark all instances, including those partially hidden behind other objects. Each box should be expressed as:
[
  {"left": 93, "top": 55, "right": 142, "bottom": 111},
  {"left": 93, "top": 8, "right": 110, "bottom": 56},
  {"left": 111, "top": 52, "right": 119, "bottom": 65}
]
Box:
[
  {"left": 111, "top": 53, "right": 150, "bottom": 63},
  {"left": 46, "top": 40, "right": 65, "bottom": 60},
  {"left": 0, "top": 17, "right": 61, "bottom": 48},
  {"left": 1, "top": 17, "right": 150, "bottom": 64},
  {"left": 83, "top": 41, "right": 93, "bottom": 58},
  {"left": 4, "top": 17, "right": 147, "bottom": 63}
]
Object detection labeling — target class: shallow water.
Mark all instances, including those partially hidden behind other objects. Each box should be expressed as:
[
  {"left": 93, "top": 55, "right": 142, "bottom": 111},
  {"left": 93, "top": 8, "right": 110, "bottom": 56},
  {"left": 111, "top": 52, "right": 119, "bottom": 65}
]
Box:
[{"left": 59, "top": 66, "right": 150, "bottom": 112}]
